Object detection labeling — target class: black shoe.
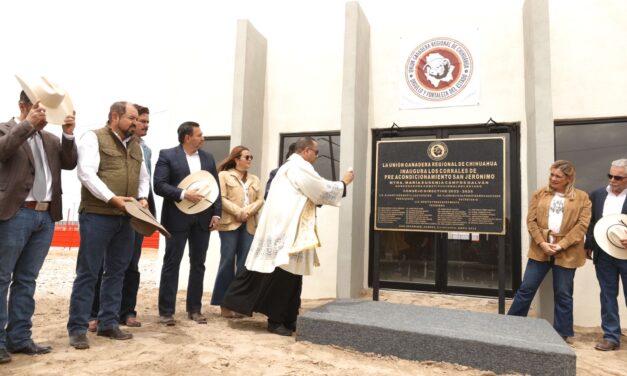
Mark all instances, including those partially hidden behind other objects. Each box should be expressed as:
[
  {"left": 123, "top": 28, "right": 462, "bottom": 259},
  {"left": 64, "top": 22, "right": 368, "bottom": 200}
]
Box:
[
  {"left": 0, "top": 348, "right": 11, "bottom": 364},
  {"left": 284, "top": 321, "right": 297, "bottom": 332},
  {"left": 8, "top": 341, "right": 52, "bottom": 355},
  {"left": 96, "top": 327, "right": 133, "bottom": 340},
  {"left": 267, "top": 322, "right": 293, "bottom": 336},
  {"left": 159, "top": 315, "right": 176, "bottom": 326},
  {"left": 69, "top": 333, "right": 90, "bottom": 350},
  {"left": 188, "top": 312, "right": 207, "bottom": 324}
]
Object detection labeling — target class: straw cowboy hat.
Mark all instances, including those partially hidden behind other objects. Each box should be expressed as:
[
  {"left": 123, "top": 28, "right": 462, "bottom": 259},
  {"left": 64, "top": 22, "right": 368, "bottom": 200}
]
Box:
[
  {"left": 15, "top": 74, "right": 74, "bottom": 125},
  {"left": 124, "top": 199, "right": 171, "bottom": 238},
  {"left": 594, "top": 213, "right": 627, "bottom": 260},
  {"left": 175, "top": 170, "right": 219, "bottom": 215}
]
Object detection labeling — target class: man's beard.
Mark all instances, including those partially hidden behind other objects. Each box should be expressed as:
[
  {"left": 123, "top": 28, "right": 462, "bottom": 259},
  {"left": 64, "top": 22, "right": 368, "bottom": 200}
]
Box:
[{"left": 125, "top": 126, "right": 136, "bottom": 139}]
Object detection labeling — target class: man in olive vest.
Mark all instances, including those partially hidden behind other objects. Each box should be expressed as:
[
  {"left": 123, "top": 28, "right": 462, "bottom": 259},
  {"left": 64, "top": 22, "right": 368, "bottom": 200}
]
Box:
[{"left": 67, "top": 102, "right": 150, "bottom": 350}]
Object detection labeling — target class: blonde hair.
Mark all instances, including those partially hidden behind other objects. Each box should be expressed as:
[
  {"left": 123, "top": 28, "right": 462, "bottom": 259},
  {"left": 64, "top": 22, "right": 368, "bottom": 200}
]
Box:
[{"left": 545, "top": 160, "right": 576, "bottom": 198}]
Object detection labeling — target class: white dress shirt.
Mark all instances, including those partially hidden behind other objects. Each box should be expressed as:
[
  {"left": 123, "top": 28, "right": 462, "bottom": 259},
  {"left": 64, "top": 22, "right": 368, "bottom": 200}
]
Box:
[
  {"left": 77, "top": 130, "right": 149, "bottom": 203},
  {"left": 180, "top": 149, "right": 201, "bottom": 201},
  {"left": 603, "top": 185, "right": 627, "bottom": 217},
  {"left": 20, "top": 117, "right": 75, "bottom": 202}
]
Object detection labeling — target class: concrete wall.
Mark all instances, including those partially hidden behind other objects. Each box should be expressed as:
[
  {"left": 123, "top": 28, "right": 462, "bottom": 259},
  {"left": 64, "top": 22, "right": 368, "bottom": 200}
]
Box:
[{"left": 549, "top": 0, "right": 627, "bottom": 327}]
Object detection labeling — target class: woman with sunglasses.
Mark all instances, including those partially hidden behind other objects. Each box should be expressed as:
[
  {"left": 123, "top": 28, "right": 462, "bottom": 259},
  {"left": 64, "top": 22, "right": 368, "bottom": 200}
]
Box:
[
  {"left": 211, "top": 146, "right": 263, "bottom": 317},
  {"left": 508, "top": 160, "right": 591, "bottom": 341}
]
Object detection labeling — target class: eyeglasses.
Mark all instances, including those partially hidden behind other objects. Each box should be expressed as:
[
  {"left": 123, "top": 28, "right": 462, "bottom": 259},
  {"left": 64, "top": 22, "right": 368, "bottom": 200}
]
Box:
[
  {"left": 310, "top": 148, "right": 319, "bottom": 156},
  {"left": 240, "top": 155, "right": 253, "bottom": 161},
  {"left": 607, "top": 174, "right": 626, "bottom": 181}
]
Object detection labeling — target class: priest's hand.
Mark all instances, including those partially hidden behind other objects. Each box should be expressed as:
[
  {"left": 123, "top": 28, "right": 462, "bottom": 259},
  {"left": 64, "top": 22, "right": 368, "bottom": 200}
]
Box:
[{"left": 341, "top": 167, "right": 354, "bottom": 186}]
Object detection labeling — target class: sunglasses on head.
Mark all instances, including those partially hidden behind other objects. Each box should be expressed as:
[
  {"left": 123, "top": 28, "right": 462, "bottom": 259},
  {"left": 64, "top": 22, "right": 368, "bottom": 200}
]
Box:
[
  {"left": 240, "top": 155, "right": 253, "bottom": 161},
  {"left": 608, "top": 174, "right": 625, "bottom": 181}
]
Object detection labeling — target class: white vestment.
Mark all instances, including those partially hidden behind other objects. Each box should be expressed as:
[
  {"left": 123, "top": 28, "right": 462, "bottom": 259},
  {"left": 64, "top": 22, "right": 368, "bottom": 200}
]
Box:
[{"left": 245, "top": 154, "right": 345, "bottom": 275}]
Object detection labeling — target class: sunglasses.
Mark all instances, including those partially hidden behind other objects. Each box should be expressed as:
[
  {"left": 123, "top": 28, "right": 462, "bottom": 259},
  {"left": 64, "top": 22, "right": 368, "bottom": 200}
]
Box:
[
  {"left": 240, "top": 155, "right": 253, "bottom": 161},
  {"left": 608, "top": 174, "right": 626, "bottom": 181}
]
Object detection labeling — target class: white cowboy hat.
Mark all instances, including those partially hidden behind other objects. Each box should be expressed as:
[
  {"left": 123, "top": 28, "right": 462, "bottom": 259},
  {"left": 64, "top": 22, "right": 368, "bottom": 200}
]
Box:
[
  {"left": 175, "top": 170, "right": 219, "bottom": 215},
  {"left": 594, "top": 213, "right": 627, "bottom": 260},
  {"left": 15, "top": 74, "right": 74, "bottom": 125},
  {"left": 124, "top": 199, "right": 171, "bottom": 238}
]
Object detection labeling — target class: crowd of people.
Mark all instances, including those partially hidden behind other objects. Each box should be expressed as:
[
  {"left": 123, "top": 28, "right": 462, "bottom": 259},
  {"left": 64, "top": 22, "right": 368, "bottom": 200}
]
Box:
[
  {"left": 0, "top": 75, "right": 625, "bottom": 367},
  {"left": 0, "top": 77, "right": 355, "bottom": 363}
]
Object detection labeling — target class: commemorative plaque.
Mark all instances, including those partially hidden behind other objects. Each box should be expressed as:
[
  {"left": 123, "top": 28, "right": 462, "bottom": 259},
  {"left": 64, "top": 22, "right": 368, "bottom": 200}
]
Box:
[{"left": 375, "top": 137, "right": 505, "bottom": 234}]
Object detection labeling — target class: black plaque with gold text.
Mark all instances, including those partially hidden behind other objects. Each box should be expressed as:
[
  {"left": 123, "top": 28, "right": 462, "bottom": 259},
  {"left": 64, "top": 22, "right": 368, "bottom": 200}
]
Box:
[{"left": 375, "top": 137, "right": 505, "bottom": 234}]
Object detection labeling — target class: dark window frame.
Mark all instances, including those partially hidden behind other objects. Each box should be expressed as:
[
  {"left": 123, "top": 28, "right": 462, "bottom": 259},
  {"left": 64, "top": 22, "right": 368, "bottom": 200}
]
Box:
[
  {"left": 369, "top": 123, "right": 522, "bottom": 298},
  {"left": 279, "top": 131, "right": 341, "bottom": 181}
]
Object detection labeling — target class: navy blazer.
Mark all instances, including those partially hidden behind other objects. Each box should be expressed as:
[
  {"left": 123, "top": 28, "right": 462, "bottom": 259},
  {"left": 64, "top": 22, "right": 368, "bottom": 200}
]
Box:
[
  {"left": 585, "top": 187, "right": 627, "bottom": 263},
  {"left": 153, "top": 145, "right": 222, "bottom": 232}
]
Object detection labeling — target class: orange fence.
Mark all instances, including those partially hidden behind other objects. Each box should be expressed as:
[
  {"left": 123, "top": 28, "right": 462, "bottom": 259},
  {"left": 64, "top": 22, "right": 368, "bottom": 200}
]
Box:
[{"left": 51, "top": 224, "right": 160, "bottom": 249}]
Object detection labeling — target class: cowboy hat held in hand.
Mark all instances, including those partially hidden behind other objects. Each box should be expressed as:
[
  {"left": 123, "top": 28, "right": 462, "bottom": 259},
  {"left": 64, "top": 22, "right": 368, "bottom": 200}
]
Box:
[
  {"left": 15, "top": 74, "right": 74, "bottom": 125},
  {"left": 175, "top": 170, "right": 219, "bottom": 215},
  {"left": 594, "top": 213, "right": 627, "bottom": 260}
]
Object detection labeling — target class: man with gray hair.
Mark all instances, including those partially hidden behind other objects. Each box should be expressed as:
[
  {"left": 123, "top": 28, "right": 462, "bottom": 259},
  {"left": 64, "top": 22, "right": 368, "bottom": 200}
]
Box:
[{"left": 585, "top": 158, "right": 627, "bottom": 351}]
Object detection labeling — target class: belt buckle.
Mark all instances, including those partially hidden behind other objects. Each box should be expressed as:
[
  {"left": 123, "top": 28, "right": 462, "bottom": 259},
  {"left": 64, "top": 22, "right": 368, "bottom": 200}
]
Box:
[{"left": 35, "top": 202, "right": 49, "bottom": 211}]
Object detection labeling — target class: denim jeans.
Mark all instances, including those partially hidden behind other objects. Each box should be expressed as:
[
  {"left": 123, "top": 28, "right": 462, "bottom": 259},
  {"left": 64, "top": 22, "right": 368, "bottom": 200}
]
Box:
[
  {"left": 211, "top": 225, "right": 254, "bottom": 305},
  {"left": 595, "top": 250, "right": 627, "bottom": 345},
  {"left": 0, "top": 208, "right": 54, "bottom": 350},
  {"left": 67, "top": 213, "right": 134, "bottom": 335},
  {"left": 507, "top": 258, "right": 576, "bottom": 337},
  {"left": 90, "top": 231, "right": 142, "bottom": 323}
]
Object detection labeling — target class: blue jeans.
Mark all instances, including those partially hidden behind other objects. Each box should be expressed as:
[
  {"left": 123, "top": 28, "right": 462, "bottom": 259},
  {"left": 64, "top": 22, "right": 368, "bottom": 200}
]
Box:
[
  {"left": 211, "top": 225, "right": 254, "bottom": 305},
  {"left": 0, "top": 208, "right": 54, "bottom": 350},
  {"left": 67, "top": 213, "right": 134, "bottom": 335},
  {"left": 595, "top": 250, "right": 627, "bottom": 345},
  {"left": 508, "top": 258, "right": 576, "bottom": 337}
]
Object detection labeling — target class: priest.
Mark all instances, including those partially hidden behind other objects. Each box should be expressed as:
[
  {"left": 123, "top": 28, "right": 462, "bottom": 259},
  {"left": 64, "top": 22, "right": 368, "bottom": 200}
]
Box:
[{"left": 222, "top": 136, "right": 354, "bottom": 335}]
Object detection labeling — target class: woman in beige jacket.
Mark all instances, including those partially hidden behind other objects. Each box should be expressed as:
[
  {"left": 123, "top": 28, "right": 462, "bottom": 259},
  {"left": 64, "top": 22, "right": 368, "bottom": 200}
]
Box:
[
  {"left": 508, "top": 160, "right": 591, "bottom": 340},
  {"left": 211, "top": 146, "right": 263, "bottom": 317}
]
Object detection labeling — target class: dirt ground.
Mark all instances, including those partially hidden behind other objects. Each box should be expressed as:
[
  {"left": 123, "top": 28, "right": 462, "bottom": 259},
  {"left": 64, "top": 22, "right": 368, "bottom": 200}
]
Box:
[{"left": 3, "top": 248, "right": 626, "bottom": 375}]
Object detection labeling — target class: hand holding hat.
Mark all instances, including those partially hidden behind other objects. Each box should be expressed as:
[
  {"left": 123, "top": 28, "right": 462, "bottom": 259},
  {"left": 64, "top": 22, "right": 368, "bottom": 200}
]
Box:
[
  {"left": 15, "top": 74, "right": 74, "bottom": 126},
  {"left": 175, "top": 170, "right": 219, "bottom": 215},
  {"left": 124, "top": 198, "right": 171, "bottom": 238}
]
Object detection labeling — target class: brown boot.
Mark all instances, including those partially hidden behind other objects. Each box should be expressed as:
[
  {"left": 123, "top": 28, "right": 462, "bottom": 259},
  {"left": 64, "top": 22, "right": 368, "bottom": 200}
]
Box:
[{"left": 595, "top": 340, "right": 619, "bottom": 351}]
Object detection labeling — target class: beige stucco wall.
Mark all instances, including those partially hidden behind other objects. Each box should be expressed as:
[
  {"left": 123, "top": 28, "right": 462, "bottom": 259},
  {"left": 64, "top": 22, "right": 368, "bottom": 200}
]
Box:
[{"left": 549, "top": 0, "right": 627, "bottom": 326}]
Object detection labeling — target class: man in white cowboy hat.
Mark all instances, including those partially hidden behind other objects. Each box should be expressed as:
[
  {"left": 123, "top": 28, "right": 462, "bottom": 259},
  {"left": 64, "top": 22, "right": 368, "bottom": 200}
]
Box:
[
  {"left": 585, "top": 158, "right": 627, "bottom": 351},
  {"left": 0, "top": 78, "right": 77, "bottom": 364},
  {"left": 153, "top": 121, "right": 222, "bottom": 326},
  {"left": 67, "top": 101, "right": 150, "bottom": 350}
]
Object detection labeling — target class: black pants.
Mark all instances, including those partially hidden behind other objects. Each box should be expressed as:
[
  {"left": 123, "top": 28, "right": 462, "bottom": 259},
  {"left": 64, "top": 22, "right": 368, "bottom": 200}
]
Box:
[
  {"left": 158, "top": 223, "right": 210, "bottom": 315},
  {"left": 223, "top": 267, "right": 302, "bottom": 326}
]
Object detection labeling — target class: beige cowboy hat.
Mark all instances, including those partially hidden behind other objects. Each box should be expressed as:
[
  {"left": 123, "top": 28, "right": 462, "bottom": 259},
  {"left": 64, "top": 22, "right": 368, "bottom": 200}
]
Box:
[
  {"left": 175, "top": 170, "right": 219, "bottom": 215},
  {"left": 124, "top": 199, "right": 171, "bottom": 238},
  {"left": 15, "top": 74, "right": 74, "bottom": 125},
  {"left": 594, "top": 213, "right": 627, "bottom": 260}
]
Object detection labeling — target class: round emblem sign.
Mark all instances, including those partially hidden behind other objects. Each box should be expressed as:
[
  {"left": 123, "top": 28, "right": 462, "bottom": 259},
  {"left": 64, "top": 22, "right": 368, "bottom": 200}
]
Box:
[
  {"left": 427, "top": 141, "right": 448, "bottom": 161},
  {"left": 405, "top": 37, "right": 473, "bottom": 101}
]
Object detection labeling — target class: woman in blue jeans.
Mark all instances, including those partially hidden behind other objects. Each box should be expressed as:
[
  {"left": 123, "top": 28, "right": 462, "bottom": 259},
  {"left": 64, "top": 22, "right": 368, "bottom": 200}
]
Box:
[
  {"left": 508, "top": 160, "right": 591, "bottom": 340},
  {"left": 211, "top": 146, "right": 264, "bottom": 317}
]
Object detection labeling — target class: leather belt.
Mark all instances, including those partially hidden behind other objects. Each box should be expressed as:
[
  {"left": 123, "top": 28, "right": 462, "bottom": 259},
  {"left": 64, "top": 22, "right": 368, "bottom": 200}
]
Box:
[{"left": 23, "top": 201, "right": 50, "bottom": 211}]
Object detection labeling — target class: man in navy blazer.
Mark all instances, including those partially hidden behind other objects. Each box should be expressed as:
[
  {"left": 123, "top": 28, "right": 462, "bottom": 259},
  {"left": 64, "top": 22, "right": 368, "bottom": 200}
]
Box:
[
  {"left": 153, "top": 121, "right": 221, "bottom": 325},
  {"left": 585, "top": 158, "right": 627, "bottom": 351}
]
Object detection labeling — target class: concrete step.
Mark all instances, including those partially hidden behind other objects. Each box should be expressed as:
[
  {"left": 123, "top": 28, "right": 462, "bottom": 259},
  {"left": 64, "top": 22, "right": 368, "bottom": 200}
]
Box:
[{"left": 296, "top": 299, "right": 575, "bottom": 375}]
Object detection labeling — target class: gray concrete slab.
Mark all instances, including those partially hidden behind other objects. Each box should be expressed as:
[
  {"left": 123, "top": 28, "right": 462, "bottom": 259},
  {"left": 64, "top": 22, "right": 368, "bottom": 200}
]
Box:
[{"left": 296, "top": 299, "right": 575, "bottom": 375}]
